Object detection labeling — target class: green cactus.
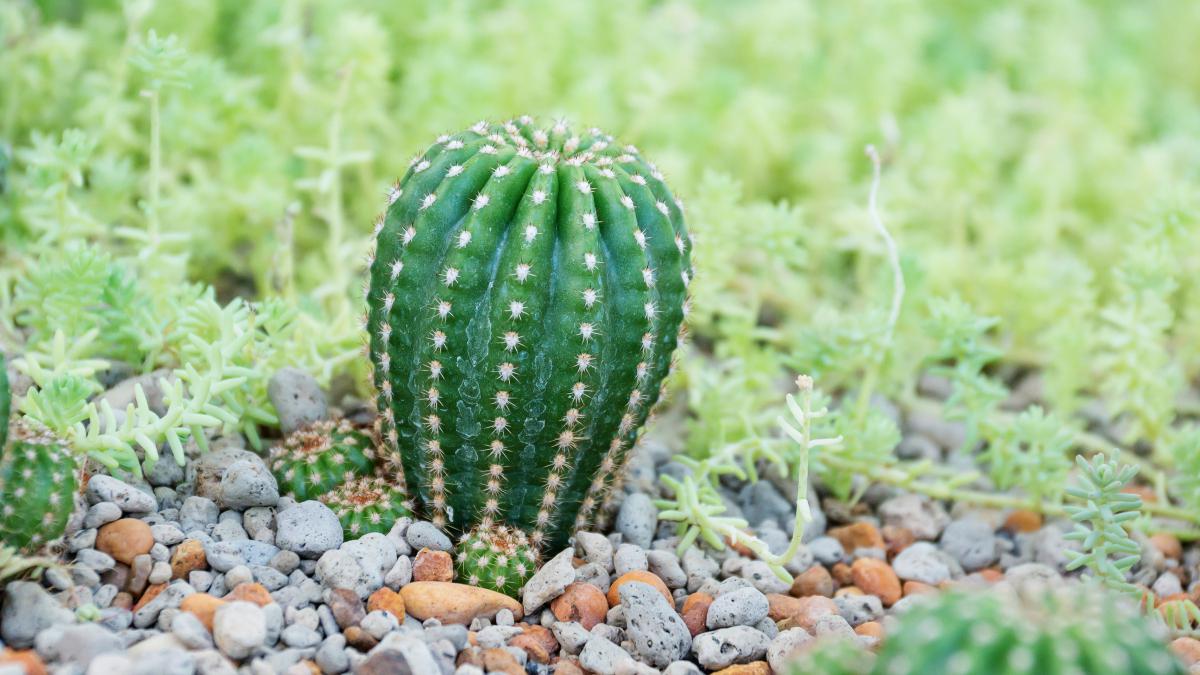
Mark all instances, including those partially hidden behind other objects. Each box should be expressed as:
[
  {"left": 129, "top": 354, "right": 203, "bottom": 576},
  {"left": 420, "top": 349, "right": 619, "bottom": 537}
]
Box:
[
  {"left": 0, "top": 420, "right": 79, "bottom": 552},
  {"left": 365, "top": 117, "right": 692, "bottom": 551},
  {"left": 863, "top": 585, "right": 1184, "bottom": 675},
  {"left": 269, "top": 419, "right": 379, "bottom": 502},
  {"left": 322, "top": 476, "right": 415, "bottom": 539},
  {"left": 455, "top": 524, "right": 538, "bottom": 597},
  {"left": 783, "top": 637, "right": 875, "bottom": 675}
]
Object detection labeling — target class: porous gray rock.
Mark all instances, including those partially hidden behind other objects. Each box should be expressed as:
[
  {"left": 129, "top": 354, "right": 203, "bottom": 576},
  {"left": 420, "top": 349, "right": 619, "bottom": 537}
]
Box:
[
  {"left": 878, "top": 493, "right": 949, "bottom": 540},
  {"left": 34, "top": 622, "right": 122, "bottom": 668},
  {"left": 647, "top": 550, "right": 687, "bottom": 589},
  {"left": 173, "top": 610, "right": 215, "bottom": 649},
  {"left": 268, "top": 368, "right": 328, "bottom": 434},
  {"left": 522, "top": 548, "right": 576, "bottom": 614},
  {"left": 1, "top": 581, "right": 76, "bottom": 648},
  {"left": 276, "top": 501, "right": 343, "bottom": 559},
  {"left": 692, "top": 627, "right": 770, "bottom": 670},
  {"left": 87, "top": 475, "right": 157, "bottom": 513},
  {"left": 835, "top": 594, "right": 883, "bottom": 626},
  {"left": 620, "top": 581, "right": 692, "bottom": 668},
  {"left": 614, "top": 543, "right": 649, "bottom": 576},
  {"left": 217, "top": 459, "right": 279, "bottom": 510},
  {"left": 615, "top": 493, "right": 657, "bottom": 549},
  {"left": 940, "top": 518, "right": 997, "bottom": 571},
  {"left": 575, "top": 531, "right": 614, "bottom": 572},
  {"left": 891, "top": 541, "right": 952, "bottom": 585},
  {"left": 579, "top": 633, "right": 637, "bottom": 675},
  {"left": 404, "top": 521, "right": 453, "bottom": 552},
  {"left": 180, "top": 496, "right": 220, "bottom": 532},
  {"left": 766, "top": 628, "right": 813, "bottom": 672},
  {"left": 706, "top": 586, "right": 769, "bottom": 629},
  {"left": 213, "top": 601, "right": 267, "bottom": 660}
]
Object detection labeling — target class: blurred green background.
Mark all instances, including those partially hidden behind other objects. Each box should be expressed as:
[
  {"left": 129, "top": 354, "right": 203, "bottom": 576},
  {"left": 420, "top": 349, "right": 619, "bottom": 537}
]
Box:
[{"left": 2, "top": 0, "right": 1199, "bottom": 449}]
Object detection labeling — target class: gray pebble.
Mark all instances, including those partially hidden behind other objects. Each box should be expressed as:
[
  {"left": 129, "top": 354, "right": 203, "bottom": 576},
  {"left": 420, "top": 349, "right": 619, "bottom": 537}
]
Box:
[
  {"left": 523, "top": 548, "right": 576, "bottom": 614},
  {"left": 573, "top": 562, "right": 611, "bottom": 593},
  {"left": 315, "top": 634, "right": 349, "bottom": 674},
  {"left": 84, "top": 502, "right": 123, "bottom": 529},
  {"left": 615, "top": 493, "right": 657, "bottom": 549},
  {"left": 579, "top": 633, "right": 636, "bottom": 675},
  {"left": 36, "top": 623, "right": 123, "bottom": 669},
  {"left": 706, "top": 587, "right": 769, "bottom": 629},
  {"left": 693, "top": 627, "right": 770, "bottom": 670},
  {"left": 268, "top": 368, "right": 328, "bottom": 434},
  {"left": 87, "top": 475, "right": 157, "bottom": 514},
  {"left": 614, "top": 543, "right": 649, "bottom": 576},
  {"left": 575, "top": 531, "right": 614, "bottom": 572},
  {"left": 211, "top": 518, "right": 248, "bottom": 542},
  {"left": 151, "top": 523, "right": 186, "bottom": 546},
  {"left": 494, "top": 608, "right": 515, "bottom": 626},
  {"left": 405, "top": 521, "right": 453, "bottom": 552},
  {"left": 218, "top": 459, "right": 279, "bottom": 511},
  {"left": 281, "top": 623, "right": 322, "bottom": 649},
  {"left": 384, "top": 555, "right": 413, "bottom": 589},
  {"left": 173, "top": 610, "right": 215, "bottom": 649},
  {"left": 647, "top": 550, "right": 687, "bottom": 589},
  {"left": 276, "top": 501, "right": 343, "bottom": 559},
  {"left": 180, "top": 496, "right": 220, "bottom": 532},
  {"left": 148, "top": 561, "right": 173, "bottom": 585},
  {"left": 243, "top": 507, "right": 275, "bottom": 541},
  {"left": 552, "top": 622, "right": 590, "bottom": 655},
  {"left": 878, "top": 493, "right": 949, "bottom": 540},
  {"left": 251, "top": 565, "right": 289, "bottom": 591},
  {"left": 939, "top": 518, "right": 997, "bottom": 571},
  {"left": 204, "top": 540, "right": 281, "bottom": 572},
  {"left": 70, "top": 528, "right": 98, "bottom": 552},
  {"left": 892, "top": 541, "right": 951, "bottom": 585},
  {"left": 315, "top": 549, "right": 365, "bottom": 593},
  {"left": 214, "top": 601, "right": 267, "bottom": 660},
  {"left": 1153, "top": 572, "right": 1183, "bottom": 598},
  {"left": 76, "top": 549, "right": 116, "bottom": 573},
  {"left": 813, "top": 613, "right": 855, "bottom": 639},
  {"left": 189, "top": 571, "right": 214, "bottom": 593},
  {"left": 263, "top": 602, "right": 284, "bottom": 646},
  {"left": 226, "top": 565, "right": 254, "bottom": 589},
  {"left": 808, "top": 536, "right": 844, "bottom": 566},
  {"left": 151, "top": 542, "right": 171, "bottom": 562},
  {"left": 621, "top": 582, "right": 692, "bottom": 668},
  {"left": 766, "top": 628, "right": 813, "bottom": 672},
  {"left": 664, "top": 661, "right": 704, "bottom": 675},
  {"left": 134, "top": 581, "right": 194, "bottom": 629},
  {"left": 836, "top": 594, "right": 882, "bottom": 626},
  {"left": 739, "top": 561, "right": 790, "bottom": 594},
  {"left": 682, "top": 547, "right": 720, "bottom": 593}
]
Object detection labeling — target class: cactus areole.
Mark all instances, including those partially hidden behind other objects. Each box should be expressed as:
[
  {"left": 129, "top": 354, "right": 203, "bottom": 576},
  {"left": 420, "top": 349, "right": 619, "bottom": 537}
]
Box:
[{"left": 367, "top": 117, "right": 692, "bottom": 551}]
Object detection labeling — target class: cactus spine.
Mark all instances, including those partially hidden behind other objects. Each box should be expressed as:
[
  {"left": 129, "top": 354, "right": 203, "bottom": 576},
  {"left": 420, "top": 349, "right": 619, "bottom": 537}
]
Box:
[
  {"left": 366, "top": 117, "right": 692, "bottom": 551},
  {"left": 270, "top": 419, "right": 379, "bottom": 502},
  {"left": 455, "top": 525, "right": 538, "bottom": 597},
  {"left": 0, "top": 420, "right": 79, "bottom": 552},
  {"left": 322, "top": 476, "right": 415, "bottom": 538}
]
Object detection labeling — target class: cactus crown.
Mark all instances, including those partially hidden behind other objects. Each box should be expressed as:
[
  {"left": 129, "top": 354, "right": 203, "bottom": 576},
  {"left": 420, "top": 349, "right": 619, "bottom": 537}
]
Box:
[
  {"left": 867, "top": 585, "right": 1184, "bottom": 675},
  {"left": 322, "top": 476, "right": 415, "bottom": 539},
  {"left": 455, "top": 524, "right": 538, "bottom": 596},
  {"left": 366, "top": 117, "right": 692, "bottom": 550},
  {"left": 269, "top": 419, "right": 379, "bottom": 502},
  {"left": 0, "top": 420, "right": 78, "bottom": 552}
]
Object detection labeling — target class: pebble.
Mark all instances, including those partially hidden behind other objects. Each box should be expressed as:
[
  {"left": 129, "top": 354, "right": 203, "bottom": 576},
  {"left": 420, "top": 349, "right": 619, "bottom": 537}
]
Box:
[
  {"left": 326, "top": 588, "right": 365, "bottom": 629},
  {"left": 808, "top": 537, "right": 844, "bottom": 566},
  {"left": 891, "top": 541, "right": 952, "bottom": 585},
  {"left": 84, "top": 502, "right": 123, "bottom": 529},
  {"left": 552, "top": 622, "right": 592, "bottom": 655},
  {"left": 401, "top": 582, "right": 523, "bottom": 625},
  {"left": 413, "top": 548, "right": 454, "bottom": 582},
  {"left": 367, "top": 587, "right": 407, "bottom": 622},
  {"left": 171, "top": 610, "right": 213, "bottom": 649},
  {"left": 878, "top": 494, "right": 949, "bottom": 541},
  {"left": 180, "top": 593, "right": 226, "bottom": 631},
  {"left": 765, "top": 628, "right": 812, "bottom": 673},
  {"left": 608, "top": 570, "right": 672, "bottom": 607},
  {"left": 275, "top": 501, "right": 343, "bottom": 559},
  {"left": 738, "top": 562, "right": 790, "bottom": 595},
  {"left": 315, "top": 634, "right": 349, "bottom": 674},
  {"left": 76, "top": 548, "right": 116, "bottom": 572},
  {"left": 523, "top": 548, "right": 576, "bottom": 613},
  {"left": 812, "top": 613, "right": 855, "bottom": 639},
  {"left": 681, "top": 593, "right": 715, "bottom": 636},
  {"left": 34, "top": 623, "right": 122, "bottom": 669},
  {"left": 1153, "top": 573, "right": 1184, "bottom": 598},
  {"left": 621, "top": 582, "right": 692, "bottom": 667},
  {"left": 693, "top": 627, "right": 770, "bottom": 670},
  {"left": 213, "top": 601, "right": 267, "bottom": 660},
  {"left": 706, "top": 587, "right": 769, "bottom": 629},
  {"left": 151, "top": 523, "right": 186, "bottom": 546},
  {"left": 767, "top": 594, "right": 838, "bottom": 632},
  {"left": 405, "top": 521, "right": 453, "bottom": 552},
  {"left": 180, "top": 496, "right": 220, "bottom": 532},
  {"left": 268, "top": 368, "right": 328, "bottom": 434},
  {"left": 849, "top": 558, "right": 901, "bottom": 606},
  {"left": 281, "top": 623, "right": 322, "bottom": 649},
  {"left": 790, "top": 564, "right": 834, "bottom": 597},
  {"left": 550, "top": 583, "right": 609, "bottom": 630},
  {"left": 87, "top": 476, "right": 157, "bottom": 514},
  {"left": 939, "top": 518, "right": 997, "bottom": 571},
  {"left": 385, "top": 556, "right": 413, "bottom": 589},
  {"left": 615, "top": 494, "right": 658, "bottom": 549},
  {"left": 647, "top": 550, "right": 688, "bottom": 589},
  {"left": 204, "top": 540, "right": 281, "bottom": 572},
  {"left": 835, "top": 594, "right": 882, "bottom": 626},
  {"left": 614, "top": 544, "right": 649, "bottom": 576},
  {"left": 578, "top": 632, "right": 636, "bottom": 675},
  {"left": 217, "top": 459, "right": 279, "bottom": 510},
  {"left": 575, "top": 531, "right": 614, "bottom": 572}
]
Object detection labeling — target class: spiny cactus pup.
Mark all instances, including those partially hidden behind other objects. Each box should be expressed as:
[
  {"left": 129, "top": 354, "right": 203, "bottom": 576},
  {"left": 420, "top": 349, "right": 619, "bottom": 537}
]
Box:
[
  {"left": 0, "top": 420, "right": 79, "bottom": 552},
  {"left": 322, "top": 476, "right": 415, "bottom": 539},
  {"left": 455, "top": 524, "right": 538, "bottom": 597},
  {"left": 366, "top": 117, "right": 692, "bottom": 551},
  {"left": 269, "top": 419, "right": 379, "bottom": 502},
  {"left": 868, "top": 585, "right": 1184, "bottom": 675}
]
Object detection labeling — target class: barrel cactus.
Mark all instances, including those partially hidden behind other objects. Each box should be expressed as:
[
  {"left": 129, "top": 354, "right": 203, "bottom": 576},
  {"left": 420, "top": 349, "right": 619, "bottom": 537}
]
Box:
[
  {"left": 323, "top": 476, "right": 415, "bottom": 539},
  {"left": 269, "top": 419, "right": 379, "bottom": 502},
  {"left": 366, "top": 117, "right": 692, "bottom": 551},
  {"left": 863, "top": 585, "right": 1184, "bottom": 675},
  {"left": 0, "top": 420, "right": 79, "bottom": 552},
  {"left": 455, "top": 524, "right": 538, "bottom": 597}
]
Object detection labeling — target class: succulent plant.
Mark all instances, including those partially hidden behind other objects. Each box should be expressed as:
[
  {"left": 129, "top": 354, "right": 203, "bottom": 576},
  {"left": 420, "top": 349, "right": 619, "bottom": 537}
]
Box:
[
  {"left": 782, "top": 636, "right": 875, "bottom": 675},
  {"left": 269, "top": 419, "right": 379, "bottom": 502},
  {"left": 0, "top": 420, "right": 79, "bottom": 552},
  {"left": 455, "top": 524, "right": 538, "bottom": 597},
  {"left": 864, "top": 585, "right": 1184, "bottom": 675},
  {"left": 322, "top": 476, "right": 415, "bottom": 539},
  {"left": 366, "top": 117, "right": 692, "bottom": 551}
]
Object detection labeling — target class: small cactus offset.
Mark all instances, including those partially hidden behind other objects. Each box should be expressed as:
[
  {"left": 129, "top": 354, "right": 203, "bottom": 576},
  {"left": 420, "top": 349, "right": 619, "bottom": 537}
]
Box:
[
  {"left": 455, "top": 524, "right": 538, "bottom": 597},
  {"left": 0, "top": 421, "right": 79, "bottom": 552},
  {"left": 863, "top": 585, "right": 1184, "bottom": 675},
  {"left": 322, "top": 476, "right": 415, "bottom": 539},
  {"left": 269, "top": 419, "right": 379, "bottom": 502},
  {"left": 366, "top": 117, "right": 692, "bottom": 551}
]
